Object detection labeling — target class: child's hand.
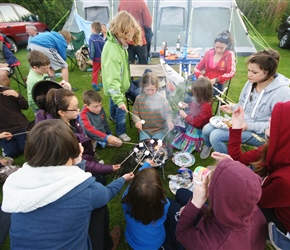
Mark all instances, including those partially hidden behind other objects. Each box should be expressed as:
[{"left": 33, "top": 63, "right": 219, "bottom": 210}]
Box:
[
  {"left": 107, "top": 135, "right": 116, "bottom": 144},
  {"left": 178, "top": 102, "right": 188, "bottom": 109},
  {"left": 220, "top": 105, "right": 232, "bottom": 114},
  {"left": 179, "top": 110, "right": 187, "bottom": 119},
  {"left": 122, "top": 172, "right": 134, "bottom": 181},
  {"left": 0, "top": 132, "right": 12, "bottom": 140},
  {"left": 135, "top": 121, "right": 142, "bottom": 130},
  {"left": 119, "top": 103, "right": 127, "bottom": 111},
  {"left": 232, "top": 106, "right": 244, "bottom": 129},
  {"left": 87, "top": 60, "right": 93, "bottom": 65},
  {"left": 168, "top": 122, "right": 174, "bottom": 131},
  {"left": 72, "top": 143, "right": 84, "bottom": 165},
  {"left": 59, "top": 80, "right": 72, "bottom": 91},
  {"left": 112, "top": 164, "right": 121, "bottom": 172},
  {"left": 211, "top": 152, "right": 232, "bottom": 162},
  {"left": 3, "top": 89, "right": 18, "bottom": 98}
]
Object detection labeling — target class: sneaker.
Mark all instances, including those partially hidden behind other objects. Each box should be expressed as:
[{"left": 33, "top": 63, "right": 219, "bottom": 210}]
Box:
[
  {"left": 109, "top": 116, "right": 116, "bottom": 123},
  {"left": 92, "top": 84, "right": 101, "bottom": 91},
  {"left": 98, "top": 83, "right": 103, "bottom": 87},
  {"left": 118, "top": 133, "right": 131, "bottom": 142},
  {"left": 268, "top": 222, "right": 290, "bottom": 250},
  {"left": 200, "top": 145, "right": 212, "bottom": 159},
  {"left": 94, "top": 152, "right": 104, "bottom": 164}
]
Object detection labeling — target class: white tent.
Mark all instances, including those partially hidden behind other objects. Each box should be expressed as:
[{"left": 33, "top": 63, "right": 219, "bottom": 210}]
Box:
[{"left": 63, "top": 0, "right": 257, "bottom": 56}]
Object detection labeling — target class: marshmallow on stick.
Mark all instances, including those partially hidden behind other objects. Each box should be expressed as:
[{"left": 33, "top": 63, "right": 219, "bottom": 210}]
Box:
[{"left": 120, "top": 148, "right": 139, "bottom": 165}]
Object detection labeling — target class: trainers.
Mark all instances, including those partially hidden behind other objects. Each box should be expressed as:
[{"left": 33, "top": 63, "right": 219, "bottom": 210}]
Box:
[
  {"left": 94, "top": 152, "right": 104, "bottom": 164},
  {"left": 200, "top": 145, "right": 212, "bottom": 159},
  {"left": 268, "top": 222, "right": 290, "bottom": 250},
  {"left": 92, "top": 84, "right": 101, "bottom": 91},
  {"left": 98, "top": 83, "right": 103, "bottom": 87},
  {"left": 118, "top": 133, "right": 131, "bottom": 142},
  {"left": 109, "top": 116, "right": 116, "bottom": 123}
]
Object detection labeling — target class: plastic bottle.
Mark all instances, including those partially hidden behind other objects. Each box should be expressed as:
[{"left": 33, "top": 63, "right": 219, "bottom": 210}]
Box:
[
  {"left": 183, "top": 44, "right": 188, "bottom": 59},
  {"left": 176, "top": 35, "right": 181, "bottom": 51},
  {"left": 163, "top": 41, "right": 168, "bottom": 57}
]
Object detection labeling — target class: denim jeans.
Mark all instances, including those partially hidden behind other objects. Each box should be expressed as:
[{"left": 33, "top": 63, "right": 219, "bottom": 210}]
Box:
[
  {"left": 202, "top": 123, "right": 265, "bottom": 154},
  {"left": 109, "top": 98, "right": 126, "bottom": 136},
  {"left": 0, "top": 130, "right": 27, "bottom": 157},
  {"left": 139, "top": 131, "right": 164, "bottom": 141}
]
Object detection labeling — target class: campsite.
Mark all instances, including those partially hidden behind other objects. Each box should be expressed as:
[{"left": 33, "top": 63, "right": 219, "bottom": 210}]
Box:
[{"left": 1, "top": 0, "right": 290, "bottom": 249}]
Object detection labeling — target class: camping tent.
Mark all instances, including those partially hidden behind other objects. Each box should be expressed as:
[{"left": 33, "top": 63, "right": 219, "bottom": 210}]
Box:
[{"left": 63, "top": 0, "right": 257, "bottom": 56}]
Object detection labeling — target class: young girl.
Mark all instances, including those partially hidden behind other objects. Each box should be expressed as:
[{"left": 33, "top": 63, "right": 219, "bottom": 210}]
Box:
[
  {"left": 122, "top": 160, "right": 170, "bottom": 250},
  {"left": 36, "top": 87, "right": 120, "bottom": 185},
  {"left": 171, "top": 78, "right": 213, "bottom": 153},
  {"left": 132, "top": 72, "right": 174, "bottom": 141},
  {"left": 2, "top": 119, "right": 134, "bottom": 249}
]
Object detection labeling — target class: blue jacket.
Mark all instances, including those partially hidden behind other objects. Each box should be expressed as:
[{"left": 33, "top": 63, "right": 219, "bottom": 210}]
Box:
[
  {"left": 89, "top": 33, "right": 105, "bottom": 62},
  {"left": 0, "top": 42, "right": 18, "bottom": 65},
  {"left": 30, "top": 31, "right": 67, "bottom": 60}
]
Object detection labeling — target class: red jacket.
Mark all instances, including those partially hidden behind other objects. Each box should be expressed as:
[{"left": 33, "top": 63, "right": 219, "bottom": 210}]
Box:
[
  {"left": 194, "top": 49, "right": 236, "bottom": 84},
  {"left": 118, "top": 0, "right": 152, "bottom": 45},
  {"left": 185, "top": 101, "right": 212, "bottom": 129},
  {"left": 228, "top": 101, "right": 290, "bottom": 232}
]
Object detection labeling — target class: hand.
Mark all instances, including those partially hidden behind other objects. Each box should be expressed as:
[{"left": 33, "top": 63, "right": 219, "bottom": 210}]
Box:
[
  {"left": 220, "top": 104, "right": 232, "bottom": 114},
  {"left": 210, "top": 78, "right": 216, "bottom": 85},
  {"left": 179, "top": 110, "right": 187, "bottom": 119},
  {"left": 168, "top": 122, "right": 174, "bottom": 130},
  {"left": 87, "top": 60, "right": 93, "bottom": 65},
  {"left": 59, "top": 80, "right": 72, "bottom": 90},
  {"left": 0, "top": 63, "right": 9, "bottom": 68},
  {"left": 178, "top": 102, "right": 188, "bottom": 109},
  {"left": 122, "top": 172, "right": 134, "bottom": 181},
  {"left": 112, "top": 164, "right": 121, "bottom": 172},
  {"left": 192, "top": 169, "right": 209, "bottom": 208},
  {"left": 145, "top": 159, "right": 155, "bottom": 166},
  {"left": 231, "top": 106, "right": 245, "bottom": 129},
  {"left": 135, "top": 121, "right": 142, "bottom": 130},
  {"left": 178, "top": 206, "right": 185, "bottom": 218},
  {"left": 211, "top": 152, "right": 233, "bottom": 162},
  {"left": 72, "top": 143, "right": 84, "bottom": 165},
  {"left": 3, "top": 89, "right": 18, "bottom": 98},
  {"left": 0, "top": 132, "right": 12, "bottom": 140},
  {"left": 107, "top": 135, "right": 116, "bottom": 145},
  {"left": 118, "top": 103, "right": 127, "bottom": 111}
]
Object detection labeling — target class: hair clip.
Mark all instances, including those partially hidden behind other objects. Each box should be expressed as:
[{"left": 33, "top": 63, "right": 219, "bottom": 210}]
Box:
[{"left": 54, "top": 89, "right": 58, "bottom": 105}]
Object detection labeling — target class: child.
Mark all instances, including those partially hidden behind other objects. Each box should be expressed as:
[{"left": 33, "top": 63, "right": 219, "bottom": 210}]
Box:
[
  {"left": 101, "top": 11, "right": 142, "bottom": 142},
  {"left": 35, "top": 86, "right": 120, "bottom": 185},
  {"left": 171, "top": 78, "right": 213, "bottom": 153},
  {"left": 2, "top": 119, "right": 134, "bottom": 249},
  {"left": 26, "top": 50, "right": 71, "bottom": 112},
  {"left": 80, "top": 90, "right": 122, "bottom": 148},
  {"left": 122, "top": 160, "right": 170, "bottom": 249},
  {"left": 100, "top": 23, "right": 107, "bottom": 41},
  {"left": 132, "top": 72, "right": 174, "bottom": 141},
  {"left": 88, "top": 21, "right": 105, "bottom": 92}
]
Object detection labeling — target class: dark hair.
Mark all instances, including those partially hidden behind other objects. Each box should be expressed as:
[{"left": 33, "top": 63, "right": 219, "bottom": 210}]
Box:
[
  {"left": 24, "top": 119, "right": 80, "bottom": 166},
  {"left": 46, "top": 88, "right": 75, "bottom": 118},
  {"left": 141, "top": 72, "right": 159, "bottom": 92},
  {"left": 82, "top": 90, "right": 102, "bottom": 105},
  {"left": 192, "top": 77, "right": 213, "bottom": 104},
  {"left": 27, "top": 50, "right": 50, "bottom": 68},
  {"left": 91, "top": 21, "right": 102, "bottom": 33},
  {"left": 122, "top": 168, "right": 167, "bottom": 225},
  {"left": 214, "top": 30, "right": 234, "bottom": 51},
  {"left": 247, "top": 49, "right": 279, "bottom": 81}
]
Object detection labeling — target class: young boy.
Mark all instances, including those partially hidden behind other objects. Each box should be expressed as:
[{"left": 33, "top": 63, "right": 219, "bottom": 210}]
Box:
[
  {"left": 26, "top": 50, "right": 71, "bottom": 112},
  {"left": 88, "top": 22, "right": 105, "bottom": 92},
  {"left": 80, "top": 90, "right": 122, "bottom": 148}
]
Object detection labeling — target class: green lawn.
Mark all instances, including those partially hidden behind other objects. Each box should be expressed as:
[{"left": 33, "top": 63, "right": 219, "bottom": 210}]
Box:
[{"left": 1, "top": 35, "right": 290, "bottom": 249}]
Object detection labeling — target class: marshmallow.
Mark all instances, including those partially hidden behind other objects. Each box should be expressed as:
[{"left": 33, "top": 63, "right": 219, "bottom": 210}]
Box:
[
  {"left": 133, "top": 148, "right": 139, "bottom": 153},
  {"left": 144, "top": 150, "right": 150, "bottom": 155},
  {"left": 140, "top": 119, "right": 145, "bottom": 124},
  {"left": 150, "top": 139, "right": 155, "bottom": 144},
  {"left": 139, "top": 142, "right": 144, "bottom": 147},
  {"left": 157, "top": 139, "right": 163, "bottom": 147},
  {"left": 178, "top": 102, "right": 183, "bottom": 108}
]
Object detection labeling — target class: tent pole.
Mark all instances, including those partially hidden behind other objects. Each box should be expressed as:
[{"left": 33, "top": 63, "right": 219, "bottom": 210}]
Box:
[{"left": 51, "top": 10, "right": 70, "bottom": 31}]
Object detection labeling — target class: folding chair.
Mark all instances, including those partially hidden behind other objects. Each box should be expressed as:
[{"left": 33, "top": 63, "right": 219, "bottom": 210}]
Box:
[
  {"left": 125, "top": 92, "right": 135, "bottom": 128},
  {"left": 9, "top": 61, "right": 26, "bottom": 93},
  {"left": 213, "top": 79, "right": 232, "bottom": 115},
  {"left": 66, "top": 31, "right": 86, "bottom": 71}
]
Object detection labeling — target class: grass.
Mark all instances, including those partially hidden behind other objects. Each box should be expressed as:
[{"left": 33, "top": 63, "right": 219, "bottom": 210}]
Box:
[{"left": 1, "top": 35, "right": 290, "bottom": 249}]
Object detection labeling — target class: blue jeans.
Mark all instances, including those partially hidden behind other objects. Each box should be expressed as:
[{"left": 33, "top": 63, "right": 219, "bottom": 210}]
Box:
[
  {"left": 0, "top": 130, "right": 27, "bottom": 157},
  {"left": 202, "top": 123, "right": 265, "bottom": 154},
  {"left": 109, "top": 98, "right": 126, "bottom": 136},
  {"left": 140, "top": 131, "right": 164, "bottom": 141}
]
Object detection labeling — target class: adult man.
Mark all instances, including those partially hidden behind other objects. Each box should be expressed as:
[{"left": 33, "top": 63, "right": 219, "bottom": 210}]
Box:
[
  {"left": 26, "top": 24, "right": 39, "bottom": 51},
  {"left": 118, "top": 0, "right": 152, "bottom": 64}
]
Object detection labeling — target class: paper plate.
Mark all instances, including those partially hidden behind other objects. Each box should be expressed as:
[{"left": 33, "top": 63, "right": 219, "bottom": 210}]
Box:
[
  {"left": 210, "top": 116, "right": 232, "bottom": 130},
  {"left": 172, "top": 152, "right": 195, "bottom": 168},
  {"left": 168, "top": 177, "right": 194, "bottom": 195}
]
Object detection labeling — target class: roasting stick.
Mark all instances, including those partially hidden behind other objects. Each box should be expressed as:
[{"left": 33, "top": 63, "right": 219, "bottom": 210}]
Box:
[
  {"left": 169, "top": 97, "right": 180, "bottom": 110},
  {"left": 252, "top": 133, "right": 266, "bottom": 143},
  {"left": 132, "top": 151, "right": 150, "bottom": 173},
  {"left": 12, "top": 131, "right": 29, "bottom": 137},
  {"left": 122, "top": 141, "right": 138, "bottom": 146},
  {"left": 160, "top": 129, "right": 171, "bottom": 141},
  {"left": 212, "top": 86, "right": 236, "bottom": 104},
  {"left": 142, "top": 142, "right": 159, "bottom": 164}
]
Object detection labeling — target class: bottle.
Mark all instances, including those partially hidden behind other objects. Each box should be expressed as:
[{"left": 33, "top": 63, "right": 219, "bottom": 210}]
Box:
[
  {"left": 176, "top": 35, "right": 181, "bottom": 51},
  {"left": 183, "top": 44, "right": 188, "bottom": 59},
  {"left": 163, "top": 41, "right": 168, "bottom": 57}
]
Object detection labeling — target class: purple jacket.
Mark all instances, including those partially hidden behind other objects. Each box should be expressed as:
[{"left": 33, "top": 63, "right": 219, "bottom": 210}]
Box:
[{"left": 35, "top": 110, "right": 113, "bottom": 175}]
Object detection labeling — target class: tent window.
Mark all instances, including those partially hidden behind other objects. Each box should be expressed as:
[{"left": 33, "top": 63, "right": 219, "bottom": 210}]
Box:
[
  {"left": 85, "top": 7, "right": 109, "bottom": 24},
  {"left": 158, "top": 7, "right": 185, "bottom": 31}
]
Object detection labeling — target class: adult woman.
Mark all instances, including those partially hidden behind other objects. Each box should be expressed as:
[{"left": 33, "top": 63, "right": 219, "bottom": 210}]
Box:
[
  {"left": 212, "top": 102, "right": 290, "bottom": 243},
  {"left": 201, "top": 49, "right": 290, "bottom": 159},
  {"left": 194, "top": 30, "right": 236, "bottom": 95}
]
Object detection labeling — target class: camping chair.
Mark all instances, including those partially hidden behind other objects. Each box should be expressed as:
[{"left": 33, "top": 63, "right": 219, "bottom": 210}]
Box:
[
  {"left": 8, "top": 61, "right": 26, "bottom": 93},
  {"left": 213, "top": 79, "right": 232, "bottom": 115},
  {"left": 66, "top": 31, "right": 86, "bottom": 71}
]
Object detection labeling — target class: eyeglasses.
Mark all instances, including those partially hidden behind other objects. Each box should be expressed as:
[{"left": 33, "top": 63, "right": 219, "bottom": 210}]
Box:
[
  {"left": 216, "top": 34, "right": 229, "bottom": 40},
  {"left": 64, "top": 107, "right": 80, "bottom": 112}
]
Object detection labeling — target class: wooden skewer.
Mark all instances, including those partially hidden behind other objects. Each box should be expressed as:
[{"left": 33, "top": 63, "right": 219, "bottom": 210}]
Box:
[
  {"left": 127, "top": 110, "right": 141, "bottom": 121},
  {"left": 215, "top": 95, "right": 234, "bottom": 106},
  {"left": 213, "top": 86, "right": 236, "bottom": 104},
  {"left": 12, "top": 131, "right": 29, "bottom": 137},
  {"left": 119, "top": 151, "right": 135, "bottom": 166},
  {"left": 132, "top": 154, "right": 147, "bottom": 173},
  {"left": 161, "top": 129, "right": 171, "bottom": 141},
  {"left": 169, "top": 97, "right": 180, "bottom": 110},
  {"left": 122, "top": 141, "right": 138, "bottom": 146},
  {"left": 251, "top": 133, "right": 266, "bottom": 143}
]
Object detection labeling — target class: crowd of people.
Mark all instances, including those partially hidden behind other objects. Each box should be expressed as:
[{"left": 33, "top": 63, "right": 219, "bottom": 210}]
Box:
[{"left": 1, "top": 0, "right": 290, "bottom": 249}]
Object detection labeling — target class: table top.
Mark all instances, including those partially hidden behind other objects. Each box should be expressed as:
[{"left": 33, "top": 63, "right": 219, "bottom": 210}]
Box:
[
  {"left": 160, "top": 55, "right": 202, "bottom": 65},
  {"left": 130, "top": 64, "right": 165, "bottom": 78}
]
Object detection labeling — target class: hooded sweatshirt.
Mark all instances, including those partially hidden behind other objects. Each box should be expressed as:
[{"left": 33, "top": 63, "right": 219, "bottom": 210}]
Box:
[
  {"left": 176, "top": 159, "right": 267, "bottom": 250},
  {"left": 232, "top": 74, "right": 290, "bottom": 134},
  {"left": 1, "top": 163, "right": 126, "bottom": 250},
  {"left": 228, "top": 101, "right": 290, "bottom": 232},
  {"left": 101, "top": 31, "right": 131, "bottom": 107}
]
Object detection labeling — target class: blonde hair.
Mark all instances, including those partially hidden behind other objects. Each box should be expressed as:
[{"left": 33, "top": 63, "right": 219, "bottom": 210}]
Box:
[
  {"left": 59, "top": 30, "right": 74, "bottom": 44},
  {"left": 109, "top": 11, "right": 142, "bottom": 46},
  {"left": 141, "top": 72, "right": 159, "bottom": 92}
]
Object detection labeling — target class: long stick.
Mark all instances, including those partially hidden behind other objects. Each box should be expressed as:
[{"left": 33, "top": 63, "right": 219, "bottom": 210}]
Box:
[
  {"left": 212, "top": 86, "right": 236, "bottom": 104},
  {"left": 122, "top": 141, "right": 138, "bottom": 146},
  {"left": 132, "top": 154, "right": 147, "bottom": 173},
  {"left": 119, "top": 151, "right": 135, "bottom": 165},
  {"left": 127, "top": 110, "right": 141, "bottom": 121},
  {"left": 161, "top": 129, "right": 171, "bottom": 141},
  {"left": 169, "top": 97, "right": 180, "bottom": 110},
  {"left": 12, "top": 131, "right": 29, "bottom": 137}
]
